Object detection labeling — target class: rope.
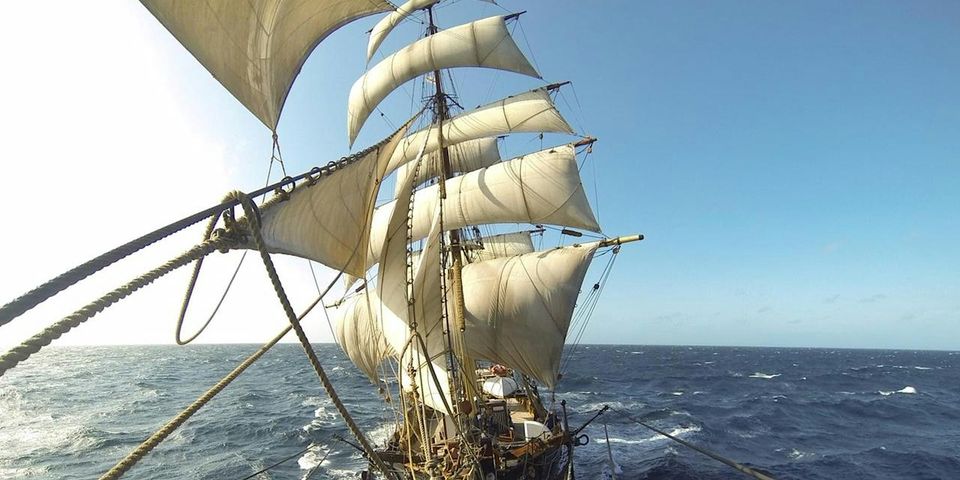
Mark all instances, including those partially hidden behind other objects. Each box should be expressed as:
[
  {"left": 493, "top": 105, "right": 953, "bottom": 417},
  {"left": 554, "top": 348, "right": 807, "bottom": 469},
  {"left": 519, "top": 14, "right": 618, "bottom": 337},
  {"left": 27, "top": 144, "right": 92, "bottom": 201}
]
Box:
[
  {"left": 238, "top": 444, "right": 318, "bottom": 480},
  {"left": 100, "top": 322, "right": 295, "bottom": 480},
  {"left": 232, "top": 191, "right": 397, "bottom": 480},
  {"left": 610, "top": 407, "right": 777, "bottom": 480},
  {"left": 0, "top": 204, "right": 220, "bottom": 328},
  {"left": 0, "top": 127, "right": 406, "bottom": 330},
  {"left": 102, "top": 261, "right": 344, "bottom": 479},
  {"left": 302, "top": 448, "right": 333, "bottom": 479},
  {"left": 0, "top": 234, "right": 237, "bottom": 378}
]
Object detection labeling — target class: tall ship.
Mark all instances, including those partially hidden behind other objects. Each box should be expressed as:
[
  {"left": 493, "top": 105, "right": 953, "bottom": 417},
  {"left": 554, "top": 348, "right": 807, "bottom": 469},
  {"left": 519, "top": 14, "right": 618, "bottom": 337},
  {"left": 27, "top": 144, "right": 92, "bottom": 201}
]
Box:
[{"left": 0, "top": 1, "right": 642, "bottom": 479}]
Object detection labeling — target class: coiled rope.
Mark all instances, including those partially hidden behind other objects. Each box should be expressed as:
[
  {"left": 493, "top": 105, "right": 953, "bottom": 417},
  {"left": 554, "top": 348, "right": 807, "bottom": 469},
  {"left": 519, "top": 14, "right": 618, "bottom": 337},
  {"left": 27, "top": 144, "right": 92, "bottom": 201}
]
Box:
[{"left": 0, "top": 233, "right": 238, "bottom": 377}]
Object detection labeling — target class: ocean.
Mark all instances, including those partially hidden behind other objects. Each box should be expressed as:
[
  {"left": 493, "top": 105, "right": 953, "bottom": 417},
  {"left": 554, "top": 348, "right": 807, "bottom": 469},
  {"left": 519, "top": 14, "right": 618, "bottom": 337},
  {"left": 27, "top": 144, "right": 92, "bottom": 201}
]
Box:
[{"left": 2, "top": 344, "right": 958, "bottom": 479}]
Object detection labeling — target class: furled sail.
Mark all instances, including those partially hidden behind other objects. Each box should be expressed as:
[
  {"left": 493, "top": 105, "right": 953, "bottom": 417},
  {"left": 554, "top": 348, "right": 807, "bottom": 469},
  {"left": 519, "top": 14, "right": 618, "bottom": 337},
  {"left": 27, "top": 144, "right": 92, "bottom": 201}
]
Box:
[
  {"left": 348, "top": 15, "right": 541, "bottom": 145},
  {"left": 460, "top": 243, "right": 600, "bottom": 388},
  {"left": 366, "top": 144, "right": 600, "bottom": 268},
  {"left": 393, "top": 137, "right": 501, "bottom": 197},
  {"left": 385, "top": 87, "right": 574, "bottom": 174},
  {"left": 250, "top": 118, "right": 415, "bottom": 276},
  {"left": 140, "top": 0, "right": 391, "bottom": 130},
  {"left": 329, "top": 290, "right": 395, "bottom": 382},
  {"left": 366, "top": 0, "right": 439, "bottom": 62}
]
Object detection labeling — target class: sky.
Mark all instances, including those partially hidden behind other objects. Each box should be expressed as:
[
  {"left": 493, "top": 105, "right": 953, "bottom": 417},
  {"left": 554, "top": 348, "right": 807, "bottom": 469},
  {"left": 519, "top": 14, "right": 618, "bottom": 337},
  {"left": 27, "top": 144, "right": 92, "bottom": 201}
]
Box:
[{"left": 0, "top": 1, "right": 957, "bottom": 350}]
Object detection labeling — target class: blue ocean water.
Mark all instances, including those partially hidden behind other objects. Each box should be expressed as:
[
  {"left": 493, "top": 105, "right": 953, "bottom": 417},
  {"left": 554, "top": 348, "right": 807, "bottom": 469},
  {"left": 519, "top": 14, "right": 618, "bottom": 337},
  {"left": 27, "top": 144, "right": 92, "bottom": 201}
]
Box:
[{"left": 2, "top": 345, "right": 958, "bottom": 479}]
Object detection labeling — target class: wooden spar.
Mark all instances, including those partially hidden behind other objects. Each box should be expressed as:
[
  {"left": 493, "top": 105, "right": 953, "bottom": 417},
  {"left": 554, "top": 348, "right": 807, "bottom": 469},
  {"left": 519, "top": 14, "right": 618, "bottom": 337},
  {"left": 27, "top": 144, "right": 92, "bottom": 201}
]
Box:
[{"left": 599, "top": 234, "right": 645, "bottom": 248}]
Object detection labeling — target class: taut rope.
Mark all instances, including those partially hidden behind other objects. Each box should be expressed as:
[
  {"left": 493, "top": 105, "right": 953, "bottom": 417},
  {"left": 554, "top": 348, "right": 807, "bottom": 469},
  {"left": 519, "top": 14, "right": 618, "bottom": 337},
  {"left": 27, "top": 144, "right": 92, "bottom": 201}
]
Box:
[
  {"left": 0, "top": 233, "right": 238, "bottom": 377},
  {"left": 231, "top": 191, "right": 397, "bottom": 480}
]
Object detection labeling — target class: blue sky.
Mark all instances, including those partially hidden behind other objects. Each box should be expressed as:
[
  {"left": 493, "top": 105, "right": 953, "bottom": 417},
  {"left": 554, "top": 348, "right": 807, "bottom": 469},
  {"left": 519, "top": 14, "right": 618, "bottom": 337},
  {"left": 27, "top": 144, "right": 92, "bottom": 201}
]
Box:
[{"left": 1, "top": 1, "right": 957, "bottom": 350}]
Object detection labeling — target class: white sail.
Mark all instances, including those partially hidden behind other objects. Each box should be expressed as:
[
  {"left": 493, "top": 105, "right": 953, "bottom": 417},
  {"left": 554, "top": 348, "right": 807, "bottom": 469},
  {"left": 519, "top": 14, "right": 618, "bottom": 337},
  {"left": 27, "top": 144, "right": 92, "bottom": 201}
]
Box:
[
  {"left": 330, "top": 290, "right": 395, "bottom": 382},
  {"left": 348, "top": 15, "right": 541, "bottom": 145},
  {"left": 460, "top": 243, "right": 600, "bottom": 388},
  {"left": 393, "top": 137, "right": 501, "bottom": 197},
  {"left": 366, "top": 144, "right": 600, "bottom": 268},
  {"left": 466, "top": 231, "right": 537, "bottom": 262},
  {"left": 366, "top": 0, "right": 439, "bottom": 62},
  {"left": 377, "top": 146, "right": 457, "bottom": 413},
  {"left": 386, "top": 87, "right": 574, "bottom": 174},
  {"left": 252, "top": 120, "right": 413, "bottom": 276},
  {"left": 140, "top": 0, "right": 391, "bottom": 130}
]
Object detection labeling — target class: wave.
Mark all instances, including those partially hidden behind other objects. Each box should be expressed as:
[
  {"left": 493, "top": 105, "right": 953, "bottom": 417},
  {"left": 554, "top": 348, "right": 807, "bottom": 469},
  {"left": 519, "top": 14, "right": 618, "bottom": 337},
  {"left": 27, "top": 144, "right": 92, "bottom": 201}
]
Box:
[
  {"left": 297, "top": 444, "right": 330, "bottom": 471},
  {"left": 879, "top": 386, "right": 917, "bottom": 396},
  {"left": 749, "top": 372, "right": 781, "bottom": 379},
  {"left": 597, "top": 425, "right": 702, "bottom": 446}
]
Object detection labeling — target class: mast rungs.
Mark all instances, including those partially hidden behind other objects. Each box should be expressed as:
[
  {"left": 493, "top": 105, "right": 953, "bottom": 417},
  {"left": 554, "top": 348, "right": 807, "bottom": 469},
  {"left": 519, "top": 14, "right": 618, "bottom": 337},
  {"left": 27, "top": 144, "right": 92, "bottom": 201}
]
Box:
[{"left": 599, "top": 234, "right": 644, "bottom": 248}]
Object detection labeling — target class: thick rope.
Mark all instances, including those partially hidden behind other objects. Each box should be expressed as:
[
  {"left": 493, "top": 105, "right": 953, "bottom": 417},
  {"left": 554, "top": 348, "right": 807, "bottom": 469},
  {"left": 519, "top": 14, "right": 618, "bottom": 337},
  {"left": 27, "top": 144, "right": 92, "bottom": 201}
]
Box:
[
  {"left": 0, "top": 204, "right": 222, "bottom": 328},
  {"left": 0, "top": 126, "right": 408, "bottom": 330},
  {"left": 0, "top": 235, "right": 236, "bottom": 378},
  {"left": 232, "top": 191, "right": 397, "bottom": 480},
  {"left": 100, "top": 322, "right": 296, "bottom": 480}
]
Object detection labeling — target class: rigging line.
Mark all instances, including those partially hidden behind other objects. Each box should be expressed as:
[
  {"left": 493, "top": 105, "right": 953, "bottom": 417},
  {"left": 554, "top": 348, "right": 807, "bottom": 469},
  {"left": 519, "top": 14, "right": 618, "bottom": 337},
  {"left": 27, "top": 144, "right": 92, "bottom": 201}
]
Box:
[
  {"left": 512, "top": 17, "right": 541, "bottom": 78},
  {"left": 232, "top": 192, "right": 397, "bottom": 480},
  {"left": 103, "top": 268, "right": 345, "bottom": 480},
  {"left": 0, "top": 234, "right": 238, "bottom": 379},
  {"left": 0, "top": 132, "right": 401, "bottom": 329},
  {"left": 610, "top": 407, "right": 778, "bottom": 480},
  {"left": 301, "top": 448, "right": 333, "bottom": 480},
  {"left": 237, "top": 444, "right": 317, "bottom": 480},
  {"left": 561, "top": 251, "right": 617, "bottom": 375},
  {"left": 176, "top": 139, "right": 290, "bottom": 345}
]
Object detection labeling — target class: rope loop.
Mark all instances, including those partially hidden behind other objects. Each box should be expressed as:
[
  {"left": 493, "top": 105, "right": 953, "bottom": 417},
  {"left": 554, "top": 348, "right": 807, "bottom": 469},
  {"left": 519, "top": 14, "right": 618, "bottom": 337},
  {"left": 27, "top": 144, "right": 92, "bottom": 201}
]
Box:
[
  {"left": 273, "top": 176, "right": 295, "bottom": 201},
  {"left": 305, "top": 166, "right": 322, "bottom": 186}
]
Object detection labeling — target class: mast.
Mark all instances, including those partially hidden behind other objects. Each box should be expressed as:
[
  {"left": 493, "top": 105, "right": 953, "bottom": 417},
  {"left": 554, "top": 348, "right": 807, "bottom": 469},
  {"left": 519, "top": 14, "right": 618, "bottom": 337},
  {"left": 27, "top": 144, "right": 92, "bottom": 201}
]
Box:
[{"left": 425, "top": 5, "right": 478, "bottom": 429}]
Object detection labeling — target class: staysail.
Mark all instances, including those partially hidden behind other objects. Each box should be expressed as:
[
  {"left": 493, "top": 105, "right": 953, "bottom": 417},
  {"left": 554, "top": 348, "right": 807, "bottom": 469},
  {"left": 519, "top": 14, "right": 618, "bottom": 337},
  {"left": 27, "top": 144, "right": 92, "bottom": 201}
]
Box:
[
  {"left": 250, "top": 118, "right": 415, "bottom": 276},
  {"left": 348, "top": 15, "right": 541, "bottom": 145},
  {"left": 140, "top": 0, "right": 392, "bottom": 130}
]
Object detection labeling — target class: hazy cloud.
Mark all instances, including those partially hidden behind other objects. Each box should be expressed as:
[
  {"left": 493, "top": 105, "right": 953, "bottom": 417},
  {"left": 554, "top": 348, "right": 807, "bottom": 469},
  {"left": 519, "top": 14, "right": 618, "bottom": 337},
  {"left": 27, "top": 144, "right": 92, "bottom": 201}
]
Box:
[{"left": 859, "top": 294, "right": 888, "bottom": 304}]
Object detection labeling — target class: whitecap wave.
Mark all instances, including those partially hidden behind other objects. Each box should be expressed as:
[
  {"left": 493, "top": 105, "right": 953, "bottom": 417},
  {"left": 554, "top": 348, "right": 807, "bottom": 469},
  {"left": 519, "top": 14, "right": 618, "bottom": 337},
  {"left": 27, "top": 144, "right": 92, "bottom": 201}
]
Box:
[
  {"left": 597, "top": 425, "right": 701, "bottom": 445},
  {"left": 297, "top": 444, "right": 330, "bottom": 471},
  {"left": 879, "top": 386, "right": 917, "bottom": 396},
  {"left": 749, "top": 372, "right": 781, "bottom": 379}
]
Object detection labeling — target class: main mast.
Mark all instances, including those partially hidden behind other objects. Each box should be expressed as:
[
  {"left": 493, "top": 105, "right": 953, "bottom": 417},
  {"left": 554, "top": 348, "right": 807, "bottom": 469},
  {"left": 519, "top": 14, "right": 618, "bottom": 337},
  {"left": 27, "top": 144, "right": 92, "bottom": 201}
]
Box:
[{"left": 425, "top": 5, "right": 478, "bottom": 432}]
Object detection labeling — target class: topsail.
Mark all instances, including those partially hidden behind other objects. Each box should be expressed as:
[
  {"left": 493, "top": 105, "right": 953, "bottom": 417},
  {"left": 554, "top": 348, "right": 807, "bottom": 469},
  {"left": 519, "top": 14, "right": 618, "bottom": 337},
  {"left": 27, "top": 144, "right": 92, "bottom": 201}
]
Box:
[{"left": 348, "top": 15, "right": 541, "bottom": 145}]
